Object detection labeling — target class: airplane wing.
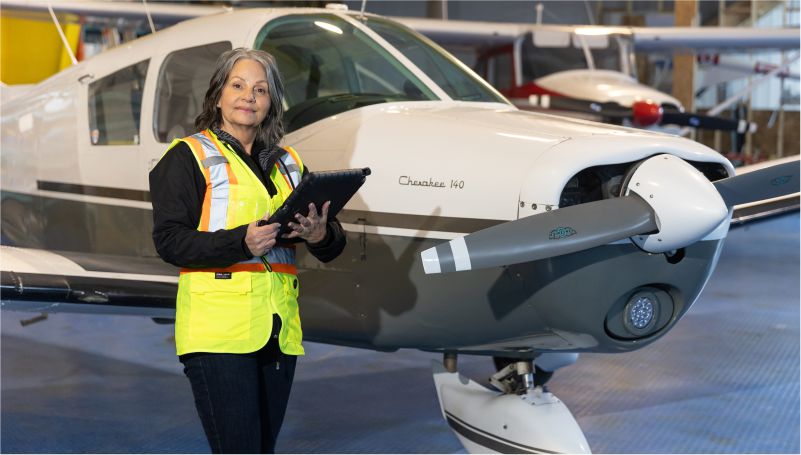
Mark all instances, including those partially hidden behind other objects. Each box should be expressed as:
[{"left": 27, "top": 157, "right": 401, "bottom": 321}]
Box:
[
  {"left": 0, "top": 0, "right": 224, "bottom": 25},
  {"left": 0, "top": 246, "right": 178, "bottom": 318},
  {"left": 731, "top": 156, "right": 801, "bottom": 225},
  {"left": 631, "top": 27, "right": 800, "bottom": 53},
  {"left": 393, "top": 16, "right": 526, "bottom": 47},
  {"left": 395, "top": 16, "right": 799, "bottom": 52}
]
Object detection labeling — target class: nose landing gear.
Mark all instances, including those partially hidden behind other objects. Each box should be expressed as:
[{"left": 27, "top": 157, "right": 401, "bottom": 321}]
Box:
[{"left": 432, "top": 353, "right": 590, "bottom": 454}]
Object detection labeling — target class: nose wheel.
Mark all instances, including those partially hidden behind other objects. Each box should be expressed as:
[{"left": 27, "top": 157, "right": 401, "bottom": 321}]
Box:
[{"left": 491, "top": 356, "right": 554, "bottom": 394}]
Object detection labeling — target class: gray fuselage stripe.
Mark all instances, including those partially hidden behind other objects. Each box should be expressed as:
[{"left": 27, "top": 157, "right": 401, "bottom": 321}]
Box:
[
  {"left": 25, "top": 186, "right": 506, "bottom": 234},
  {"left": 37, "top": 180, "right": 152, "bottom": 202}
]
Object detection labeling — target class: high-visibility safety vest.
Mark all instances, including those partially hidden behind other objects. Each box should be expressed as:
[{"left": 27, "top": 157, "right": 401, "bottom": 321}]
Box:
[{"left": 168, "top": 129, "right": 305, "bottom": 356}]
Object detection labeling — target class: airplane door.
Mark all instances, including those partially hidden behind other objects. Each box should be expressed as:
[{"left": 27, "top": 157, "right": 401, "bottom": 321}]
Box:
[{"left": 75, "top": 58, "right": 154, "bottom": 256}]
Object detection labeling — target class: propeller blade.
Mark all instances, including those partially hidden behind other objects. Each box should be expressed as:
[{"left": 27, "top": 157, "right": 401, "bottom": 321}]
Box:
[
  {"left": 544, "top": 97, "right": 632, "bottom": 119},
  {"left": 714, "top": 159, "right": 800, "bottom": 207},
  {"left": 661, "top": 111, "right": 754, "bottom": 134},
  {"left": 421, "top": 196, "right": 656, "bottom": 274}
]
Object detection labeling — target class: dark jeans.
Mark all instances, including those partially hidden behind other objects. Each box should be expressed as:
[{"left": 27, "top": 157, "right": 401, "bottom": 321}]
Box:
[{"left": 180, "top": 315, "right": 297, "bottom": 454}]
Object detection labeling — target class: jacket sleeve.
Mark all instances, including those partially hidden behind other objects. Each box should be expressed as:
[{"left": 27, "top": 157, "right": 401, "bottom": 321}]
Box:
[
  {"left": 306, "top": 218, "right": 347, "bottom": 263},
  {"left": 149, "top": 142, "right": 251, "bottom": 268}
]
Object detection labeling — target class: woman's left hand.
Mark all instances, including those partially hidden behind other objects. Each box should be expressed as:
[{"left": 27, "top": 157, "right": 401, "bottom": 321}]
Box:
[{"left": 285, "top": 201, "right": 330, "bottom": 244}]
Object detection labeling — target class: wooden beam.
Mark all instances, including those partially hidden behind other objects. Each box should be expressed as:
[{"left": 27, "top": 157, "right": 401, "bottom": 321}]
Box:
[
  {"left": 672, "top": 0, "right": 697, "bottom": 113},
  {"left": 426, "top": 0, "right": 447, "bottom": 19}
]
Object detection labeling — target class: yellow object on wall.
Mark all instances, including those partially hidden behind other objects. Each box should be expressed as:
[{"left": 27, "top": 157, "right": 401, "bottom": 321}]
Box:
[{"left": 1, "top": 15, "right": 80, "bottom": 85}]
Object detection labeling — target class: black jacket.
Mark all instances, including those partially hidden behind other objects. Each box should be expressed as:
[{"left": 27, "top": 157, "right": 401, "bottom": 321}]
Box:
[{"left": 149, "top": 132, "right": 346, "bottom": 269}]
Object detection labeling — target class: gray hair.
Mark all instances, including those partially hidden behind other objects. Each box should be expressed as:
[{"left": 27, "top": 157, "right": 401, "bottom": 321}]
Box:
[{"left": 195, "top": 47, "right": 285, "bottom": 148}]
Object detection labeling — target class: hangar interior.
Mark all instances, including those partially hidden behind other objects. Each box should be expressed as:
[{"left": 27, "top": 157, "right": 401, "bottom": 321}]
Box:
[{"left": 1, "top": 0, "right": 799, "bottom": 453}]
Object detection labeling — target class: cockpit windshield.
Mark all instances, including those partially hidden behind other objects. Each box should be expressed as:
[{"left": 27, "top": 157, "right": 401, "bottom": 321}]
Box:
[
  {"left": 520, "top": 31, "right": 633, "bottom": 81},
  {"left": 359, "top": 16, "right": 507, "bottom": 104},
  {"left": 255, "top": 14, "right": 506, "bottom": 132}
]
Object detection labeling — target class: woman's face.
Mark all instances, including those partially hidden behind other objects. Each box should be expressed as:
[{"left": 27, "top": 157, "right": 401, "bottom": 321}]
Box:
[{"left": 217, "top": 58, "right": 271, "bottom": 134}]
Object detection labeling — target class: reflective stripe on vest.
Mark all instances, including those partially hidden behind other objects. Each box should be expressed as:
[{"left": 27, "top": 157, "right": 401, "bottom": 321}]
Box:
[
  {"left": 181, "top": 131, "right": 298, "bottom": 275},
  {"left": 279, "top": 145, "right": 303, "bottom": 188},
  {"left": 191, "top": 131, "right": 234, "bottom": 232}
]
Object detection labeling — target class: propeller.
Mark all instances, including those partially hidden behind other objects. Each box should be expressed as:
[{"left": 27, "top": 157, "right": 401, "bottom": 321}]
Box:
[
  {"left": 546, "top": 97, "right": 755, "bottom": 133},
  {"left": 421, "top": 156, "right": 799, "bottom": 275},
  {"left": 421, "top": 196, "right": 656, "bottom": 274},
  {"left": 661, "top": 111, "right": 755, "bottom": 134},
  {"left": 713, "top": 159, "right": 799, "bottom": 207}
]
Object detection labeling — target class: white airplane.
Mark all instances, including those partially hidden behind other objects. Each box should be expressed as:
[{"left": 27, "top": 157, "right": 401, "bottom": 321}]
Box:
[
  {"left": 397, "top": 16, "right": 799, "bottom": 135},
  {"left": 1, "top": 4, "right": 799, "bottom": 453}
]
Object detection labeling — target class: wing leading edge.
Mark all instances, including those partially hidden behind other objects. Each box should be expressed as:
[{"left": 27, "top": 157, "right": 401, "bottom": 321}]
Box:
[{"left": 0, "top": 246, "right": 177, "bottom": 318}]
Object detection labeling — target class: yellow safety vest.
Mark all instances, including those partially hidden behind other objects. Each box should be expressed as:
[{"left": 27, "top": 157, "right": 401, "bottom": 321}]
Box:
[{"left": 170, "top": 129, "right": 305, "bottom": 356}]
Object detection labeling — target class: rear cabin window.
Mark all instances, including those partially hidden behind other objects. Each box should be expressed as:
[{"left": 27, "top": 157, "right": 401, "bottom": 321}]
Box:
[
  {"left": 88, "top": 60, "right": 149, "bottom": 145},
  {"left": 154, "top": 41, "right": 232, "bottom": 143}
]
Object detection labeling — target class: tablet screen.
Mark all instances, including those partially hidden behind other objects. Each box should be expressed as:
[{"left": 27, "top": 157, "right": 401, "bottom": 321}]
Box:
[{"left": 260, "top": 168, "right": 370, "bottom": 234}]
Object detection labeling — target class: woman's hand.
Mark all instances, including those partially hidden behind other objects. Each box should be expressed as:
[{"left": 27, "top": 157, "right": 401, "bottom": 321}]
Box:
[
  {"left": 245, "top": 213, "right": 280, "bottom": 256},
  {"left": 285, "top": 201, "right": 330, "bottom": 244}
]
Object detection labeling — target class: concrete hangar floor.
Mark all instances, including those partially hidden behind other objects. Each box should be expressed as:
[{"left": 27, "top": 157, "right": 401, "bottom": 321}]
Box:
[{"left": 2, "top": 213, "right": 799, "bottom": 453}]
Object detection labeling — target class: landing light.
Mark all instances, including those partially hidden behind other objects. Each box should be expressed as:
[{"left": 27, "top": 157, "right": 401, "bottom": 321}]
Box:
[{"left": 624, "top": 292, "right": 658, "bottom": 334}]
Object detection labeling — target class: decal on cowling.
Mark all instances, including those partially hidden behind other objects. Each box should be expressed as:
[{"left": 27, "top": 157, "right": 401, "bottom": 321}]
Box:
[
  {"left": 771, "top": 175, "right": 792, "bottom": 186},
  {"left": 549, "top": 227, "right": 577, "bottom": 240}
]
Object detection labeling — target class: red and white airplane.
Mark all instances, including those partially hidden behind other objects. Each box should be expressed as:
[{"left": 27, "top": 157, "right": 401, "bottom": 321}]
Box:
[{"left": 397, "top": 16, "right": 799, "bottom": 135}]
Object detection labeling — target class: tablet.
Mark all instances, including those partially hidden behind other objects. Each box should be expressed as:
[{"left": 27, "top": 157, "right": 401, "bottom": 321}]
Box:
[{"left": 259, "top": 167, "right": 371, "bottom": 234}]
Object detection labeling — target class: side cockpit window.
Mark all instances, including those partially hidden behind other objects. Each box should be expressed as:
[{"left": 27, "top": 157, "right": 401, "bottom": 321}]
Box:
[
  {"left": 88, "top": 60, "right": 149, "bottom": 145},
  {"left": 154, "top": 41, "right": 232, "bottom": 143}
]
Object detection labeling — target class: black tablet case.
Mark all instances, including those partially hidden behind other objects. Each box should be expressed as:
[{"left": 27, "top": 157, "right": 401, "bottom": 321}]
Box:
[{"left": 260, "top": 167, "right": 370, "bottom": 234}]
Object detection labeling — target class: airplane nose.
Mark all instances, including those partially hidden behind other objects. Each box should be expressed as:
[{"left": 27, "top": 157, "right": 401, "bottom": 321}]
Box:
[{"left": 420, "top": 154, "right": 731, "bottom": 274}]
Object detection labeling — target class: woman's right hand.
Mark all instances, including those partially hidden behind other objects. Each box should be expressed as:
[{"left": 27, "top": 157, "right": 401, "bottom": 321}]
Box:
[{"left": 245, "top": 213, "right": 281, "bottom": 257}]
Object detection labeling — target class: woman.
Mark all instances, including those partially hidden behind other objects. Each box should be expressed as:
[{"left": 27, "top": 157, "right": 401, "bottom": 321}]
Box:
[{"left": 149, "top": 48, "right": 345, "bottom": 453}]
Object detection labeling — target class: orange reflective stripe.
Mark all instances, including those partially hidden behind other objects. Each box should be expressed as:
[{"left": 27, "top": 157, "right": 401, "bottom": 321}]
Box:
[
  {"left": 199, "top": 192, "right": 212, "bottom": 231},
  {"left": 275, "top": 163, "right": 293, "bottom": 188},
  {"left": 184, "top": 136, "right": 207, "bottom": 162},
  {"left": 202, "top": 130, "right": 238, "bottom": 185},
  {"left": 184, "top": 136, "right": 212, "bottom": 231},
  {"left": 270, "top": 263, "right": 297, "bottom": 275},
  {"left": 180, "top": 263, "right": 267, "bottom": 275},
  {"left": 179, "top": 262, "right": 296, "bottom": 275},
  {"left": 284, "top": 146, "right": 303, "bottom": 173}
]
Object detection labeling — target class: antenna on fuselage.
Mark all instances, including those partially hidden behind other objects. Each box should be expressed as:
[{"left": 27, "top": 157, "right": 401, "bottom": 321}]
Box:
[
  {"left": 535, "top": 3, "right": 543, "bottom": 25},
  {"left": 47, "top": 3, "right": 77, "bottom": 66},
  {"left": 360, "top": 0, "right": 367, "bottom": 20},
  {"left": 142, "top": 0, "right": 157, "bottom": 35}
]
